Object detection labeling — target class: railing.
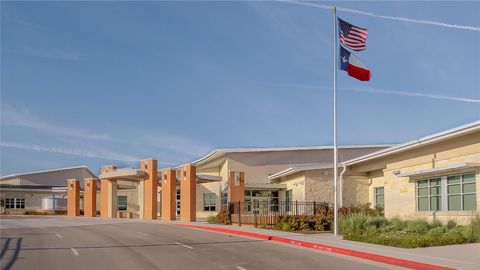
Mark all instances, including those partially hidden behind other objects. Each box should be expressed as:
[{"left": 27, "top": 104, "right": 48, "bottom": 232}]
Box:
[{"left": 229, "top": 201, "right": 329, "bottom": 226}]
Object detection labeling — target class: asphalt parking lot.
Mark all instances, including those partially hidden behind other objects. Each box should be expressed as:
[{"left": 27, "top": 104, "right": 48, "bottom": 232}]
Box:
[{"left": 0, "top": 217, "right": 390, "bottom": 270}]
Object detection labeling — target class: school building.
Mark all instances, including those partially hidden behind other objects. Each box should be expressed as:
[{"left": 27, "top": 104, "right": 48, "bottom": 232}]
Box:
[{"left": 1, "top": 121, "right": 478, "bottom": 224}]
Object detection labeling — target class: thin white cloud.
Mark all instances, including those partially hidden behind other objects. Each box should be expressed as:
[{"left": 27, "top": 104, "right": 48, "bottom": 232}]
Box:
[
  {"left": 250, "top": 81, "right": 480, "bottom": 103},
  {"left": 278, "top": 1, "right": 480, "bottom": 32},
  {"left": 0, "top": 141, "right": 140, "bottom": 162},
  {"left": 1, "top": 102, "right": 212, "bottom": 162},
  {"left": 1, "top": 102, "right": 110, "bottom": 140}
]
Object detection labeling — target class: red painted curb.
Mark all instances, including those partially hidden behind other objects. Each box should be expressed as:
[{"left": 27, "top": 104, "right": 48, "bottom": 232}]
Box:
[{"left": 177, "top": 224, "right": 455, "bottom": 270}]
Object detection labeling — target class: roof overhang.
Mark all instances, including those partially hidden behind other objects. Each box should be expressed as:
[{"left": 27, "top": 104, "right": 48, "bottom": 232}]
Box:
[
  {"left": 268, "top": 163, "right": 334, "bottom": 182},
  {"left": 196, "top": 174, "right": 222, "bottom": 184},
  {"left": 397, "top": 163, "right": 480, "bottom": 178},
  {"left": 345, "top": 121, "right": 480, "bottom": 166},
  {"left": 191, "top": 145, "right": 393, "bottom": 168},
  {"left": 245, "top": 183, "right": 286, "bottom": 190},
  {"left": 99, "top": 168, "right": 148, "bottom": 181}
]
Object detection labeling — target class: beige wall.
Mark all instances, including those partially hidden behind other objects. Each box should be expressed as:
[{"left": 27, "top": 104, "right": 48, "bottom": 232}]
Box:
[
  {"left": 0, "top": 190, "right": 67, "bottom": 212},
  {"left": 278, "top": 173, "right": 305, "bottom": 202},
  {"left": 349, "top": 131, "right": 480, "bottom": 224}
]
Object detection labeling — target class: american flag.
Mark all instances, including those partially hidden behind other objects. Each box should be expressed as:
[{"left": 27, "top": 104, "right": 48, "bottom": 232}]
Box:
[{"left": 338, "top": 18, "right": 368, "bottom": 51}]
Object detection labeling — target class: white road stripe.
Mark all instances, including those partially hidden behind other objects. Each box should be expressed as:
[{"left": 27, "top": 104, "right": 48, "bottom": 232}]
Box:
[
  {"left": 71, "top": 248, "right": 79, "bottom": 256},
  {"left": 174, "top": 242, "right": 193, "bottom": 249},
  {"left": 40, "top": 227, "right": 47, "bottom": 230},
  {"left": 55, "top": 233, "right": 63, "bottom": 238},
  {"left": 136, "top": 232, "right": 150, "bottom": 236},
  {"left": 236, "top": 266, "right": 247, "bottom": 270}
]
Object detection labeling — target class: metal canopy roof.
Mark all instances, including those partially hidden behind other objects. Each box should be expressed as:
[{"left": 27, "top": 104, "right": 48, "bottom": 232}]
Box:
[
  {"left": 396, "top": 163, "right": 480, "bottom": 178},
  {"left": 99, "top": 168, "right": 148, "bottom": 181}
]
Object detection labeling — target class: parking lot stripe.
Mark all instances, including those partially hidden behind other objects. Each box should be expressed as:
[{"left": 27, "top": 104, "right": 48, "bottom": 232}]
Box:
[
  {"left": 136, "top": 232, "right": 151, "bottom": 236},
  {"left": 174, "top": 242, "right": 194, "bottom": 249},
  {"left": 55, "top": 233, "right": 63, "bottom": 238},
  {"left": 236, "top": 266, "right": 247, "bottom": 270},
  {"left": 40, "top": 227, "right": 47, "bottom": 230},
  {"left": 70, "top": 248, "right": 79, "bottom": 256}
]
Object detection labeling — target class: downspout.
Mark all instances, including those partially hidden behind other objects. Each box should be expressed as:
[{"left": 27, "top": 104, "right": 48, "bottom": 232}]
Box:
[{"left": 339, "top": 163, "right": 347, "bottom": 208}]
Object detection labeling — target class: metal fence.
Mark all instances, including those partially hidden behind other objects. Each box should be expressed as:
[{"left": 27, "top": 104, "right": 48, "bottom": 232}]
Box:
[{"left": 229, "top": 201, "right": 329, "bottom": 226}]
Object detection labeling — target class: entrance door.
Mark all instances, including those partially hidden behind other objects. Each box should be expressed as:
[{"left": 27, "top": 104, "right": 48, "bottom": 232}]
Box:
[{"left": 176, "top": 189, "right": 181, "bottom": 217}]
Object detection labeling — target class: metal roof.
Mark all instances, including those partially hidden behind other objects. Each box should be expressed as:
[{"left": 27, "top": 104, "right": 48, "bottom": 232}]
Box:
[
  {"left": 190, "top": 144, "right": 394, "bottom": 167},
  {"left": 0, "top": 165, "right": 97, "bottom": 180},
  {"left": 268, "top": 163, "right": 335, "bottom": 182},
  {"left": 396, "top": 163, "right": 480, "bottom": 178},
  {"left": 344, "top": 120, "right": 480, "bottom": 166}
]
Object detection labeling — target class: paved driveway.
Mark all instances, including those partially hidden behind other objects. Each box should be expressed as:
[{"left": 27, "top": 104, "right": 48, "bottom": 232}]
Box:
[{"left": 0, "top": 217, "right": 391, "bottom": 270}]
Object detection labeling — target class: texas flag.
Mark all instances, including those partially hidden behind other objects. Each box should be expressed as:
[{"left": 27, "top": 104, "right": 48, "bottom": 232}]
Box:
[{"left": 339, "top": 45, "right": 371, "bottom": 81}]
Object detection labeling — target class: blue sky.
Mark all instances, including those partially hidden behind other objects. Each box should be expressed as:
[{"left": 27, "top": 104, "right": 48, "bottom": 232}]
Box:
[{"left": 1, "top": 1, "right": 479, "bottom": 175}]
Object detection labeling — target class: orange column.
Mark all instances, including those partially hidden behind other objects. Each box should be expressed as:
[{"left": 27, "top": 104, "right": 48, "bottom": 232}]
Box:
[
  {"left": 141, "top": 159, "right": 158, "bottom": 220},
  {"left": 180, "top": 164, "right": 196, "bottom": 222},
  {"left": 100, "top": 165, "right": 118, "bottom": 219},
  {"left": 84, "top": 178, "right": 97, "bottom": 217},
  {"left": 161, "top": 169, "right": 177, "bottom": 221},
  {"left": 67, "top": 179, "right": 80, "bottom": 217},
  {"left": 100, "top": 179, "right": 117, "bottom": 218},
  {"left": 229, "top": 171, "right": 245, "bottom": 203}
]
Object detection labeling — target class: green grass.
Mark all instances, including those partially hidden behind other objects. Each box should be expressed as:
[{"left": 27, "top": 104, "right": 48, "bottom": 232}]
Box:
[{"left": 340, "top": 214, "right": 480, "bottom": 248}]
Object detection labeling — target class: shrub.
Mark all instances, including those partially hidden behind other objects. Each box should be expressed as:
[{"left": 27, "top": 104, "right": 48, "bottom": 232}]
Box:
[
  {"left": 463, "top": 215, "right": 480, "bottom": 243},
  {"left": 215, "top": 208, "right": 231, "bottom": 225},
  {"left": 24, "top": 210, "right": 49, "bottom": 215},
  {"left": 339, "top": 203, "right": 383, "bottom": 217},
  {"left": 339, "top": 213, "right": 368, "bottom": 237},
  {"left": 207, "top": 215, "right": 218, "bottom": 224},
  {"left": 274, "top": 214, "right": 333, "bottom": 232},
  {"left": 405, "top": 219, "right": 429, "bottom": 234},
  {"left": 446, "top": 220, "right": 457, "bottom": 229},
  {"left": 364, "top": 216, "right": 388, "bottom": 229},
  {"left": 340, "top": 215, "right": 480, "bottom": 248}
]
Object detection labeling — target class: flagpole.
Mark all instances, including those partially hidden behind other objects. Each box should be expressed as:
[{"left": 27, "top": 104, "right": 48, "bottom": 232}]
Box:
[{"left": 333, "top": 5, "right": 339, "bottom": 236}]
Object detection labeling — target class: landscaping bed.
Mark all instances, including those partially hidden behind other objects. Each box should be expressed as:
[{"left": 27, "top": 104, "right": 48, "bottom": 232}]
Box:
[
  {"left": 339, "top": 213, "right": 480, "bottom": 248},
  {"left": 208, "top": 204, "right": 480, "bottom": 248}
]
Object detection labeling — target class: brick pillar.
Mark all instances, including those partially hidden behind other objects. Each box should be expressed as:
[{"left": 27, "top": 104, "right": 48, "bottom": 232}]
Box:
[
  {"left": 229, "top": 171, "right": 245, "bottom": 203},
  {"left": 100, "top": 165, "right": 118, "bottom": 219},
  {"left": 141, "top": 159, "right": 158, "bottom": 220},
  {"left": 84, "top": 178, "right": 97, "bottom": 217},
  {"left": 67, "top": 179, "right": 80, "bottom": 217},
  {"left": 180, "top": 164, "right": 196, "bottom": 222},
  {"left": 161, "top": 169, "right": 177, "bottom": 221}
]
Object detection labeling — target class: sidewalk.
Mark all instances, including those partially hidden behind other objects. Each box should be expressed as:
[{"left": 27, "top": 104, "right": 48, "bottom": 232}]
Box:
[{"left": 174, "top": 222, "right": 480, "bottom": 270}]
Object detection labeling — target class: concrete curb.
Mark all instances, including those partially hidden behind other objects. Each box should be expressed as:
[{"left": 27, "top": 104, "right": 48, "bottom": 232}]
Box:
[{"left": 177, "top": 224, "right": 455, "bottom": 270}]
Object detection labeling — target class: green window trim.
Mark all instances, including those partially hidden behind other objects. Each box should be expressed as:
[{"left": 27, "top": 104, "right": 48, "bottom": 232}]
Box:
[
  {"left": 416, "top": 172, "right": 476, "bottom": 212},
  {"left": 374, "top": 187, "right": 384, "bottom": 209}
]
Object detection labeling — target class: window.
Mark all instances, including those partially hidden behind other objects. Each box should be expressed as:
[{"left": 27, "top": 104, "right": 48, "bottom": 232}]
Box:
[
  {"left": 285, "top": 190, "right": 292, "bottom": 212},
  {"left": 417, "top": 178, "right": 441, "bottom": 211},
  {"left": 244, "top": 190, "right": 279, "bottom": 214},
  {"left": 203, "top": 193, "right": 216, "bottom": 211},
  {"left": 5, "top": 198, "right": 25, "bottom": 209},
  {"left": 117, "top": 196, "right": 127, "bottom": 211},
  {"left": 374, "top": 187, "right": 384, "bottom": 209},
  {"left": 447, "top": 173, "right": 476, "bottom": 211},
  {"left": 416, "top": 172, "right": 476, "bottom": 212}
]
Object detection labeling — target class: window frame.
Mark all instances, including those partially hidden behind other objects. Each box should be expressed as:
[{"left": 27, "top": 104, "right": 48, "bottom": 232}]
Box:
[
  {"left": 416, "top": 172, "right": 476, "bottom": 212},
  {"left": 374, "top": 187, "right": 384, "bottom": 209},
  {"left": 117, "top": 195, "right": 128, "bottom": 211},
  {"left": 5, "top": 197, "right": 25, "bottom": 209},
  {"left": 203, "top": 192, "right": 216, "bottom": 212}
]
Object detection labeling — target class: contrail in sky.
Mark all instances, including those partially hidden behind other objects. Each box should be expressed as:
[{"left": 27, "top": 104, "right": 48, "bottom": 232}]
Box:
[
  {"left": 279, "top": 1, "right": 480, "bottom": 32},
  {"left": 250, "top": 81, "right": 480, "bottom": 103}
]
